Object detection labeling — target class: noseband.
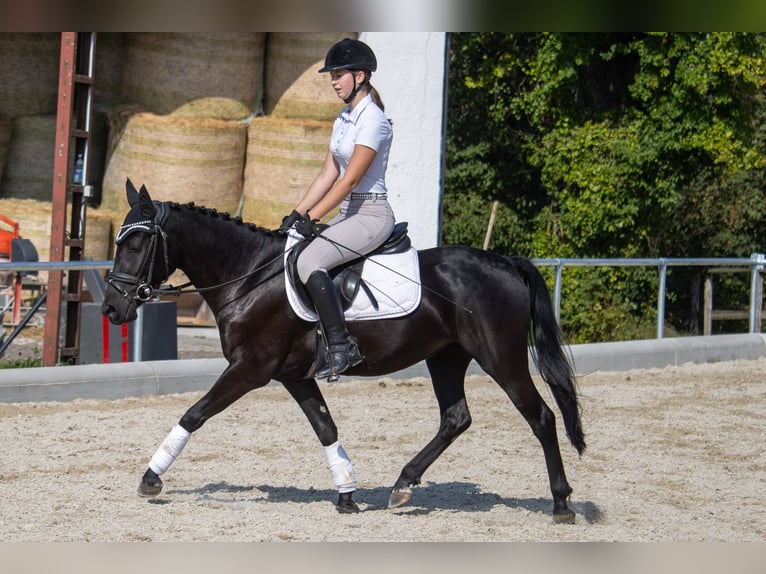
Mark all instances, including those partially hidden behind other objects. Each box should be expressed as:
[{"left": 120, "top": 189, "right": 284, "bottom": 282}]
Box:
[{"left": 106, "top": 202, "right": 170, "bottom": 304}]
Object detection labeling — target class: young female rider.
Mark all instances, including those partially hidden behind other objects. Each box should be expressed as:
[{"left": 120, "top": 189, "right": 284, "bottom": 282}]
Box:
[{"left": 279, "top": 38, "right": 396, "bottom": 380}]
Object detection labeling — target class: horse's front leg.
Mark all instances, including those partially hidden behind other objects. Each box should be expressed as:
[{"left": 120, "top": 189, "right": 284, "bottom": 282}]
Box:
[
  {"left": 282, "top": 378, "right": 359, "bottom": 514},
  {"left": 138, "top": 362, "right": 264, "bottom": 497}
]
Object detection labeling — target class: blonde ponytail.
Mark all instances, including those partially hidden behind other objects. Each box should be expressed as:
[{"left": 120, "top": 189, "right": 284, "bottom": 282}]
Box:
[{"left": 369, "top": 84, "right": 384, "bottom": 111}]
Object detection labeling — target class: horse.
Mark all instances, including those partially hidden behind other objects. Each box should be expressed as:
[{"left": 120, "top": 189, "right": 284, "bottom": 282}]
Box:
[{"left": 102, "top": 179, "right": 586, "bottom": 523}]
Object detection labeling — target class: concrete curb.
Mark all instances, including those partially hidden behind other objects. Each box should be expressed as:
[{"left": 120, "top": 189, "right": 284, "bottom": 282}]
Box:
[{"left": 2, "top": 334, "right": 765, "bottom": 403}]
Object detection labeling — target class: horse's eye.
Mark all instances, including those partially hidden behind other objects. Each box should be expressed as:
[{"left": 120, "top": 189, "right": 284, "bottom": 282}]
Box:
[{"left": 123, "top": 236, "right": 145, "bottom": 254}]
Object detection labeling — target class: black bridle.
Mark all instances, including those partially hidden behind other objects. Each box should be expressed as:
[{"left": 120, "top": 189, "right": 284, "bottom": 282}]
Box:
[{"left": 105, "top": 202, "right": 172, "bottom": 304}]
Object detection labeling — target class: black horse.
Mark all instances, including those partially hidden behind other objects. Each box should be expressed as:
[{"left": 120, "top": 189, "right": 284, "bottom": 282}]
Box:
[{"left": 102, "top": 179, "right": 585, "bottom": 523}]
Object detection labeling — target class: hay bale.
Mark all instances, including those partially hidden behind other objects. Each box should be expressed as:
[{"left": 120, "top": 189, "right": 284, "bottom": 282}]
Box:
[
  {"left": 0, "top": 115, "right": 11, "bottom": 183},
  {"left": 264, "top": 33, "right": 354, "bottom": 121},
  {"left": 84, "top": 110, "right": 111, "bottom": 206},
  {"left": 241, "top": 116, "right": 334, "bottom": 228},
  {"left": 171, "top": 97, "right": 252, "bottom": 121},
  {"left": 0, "top": 199, "right": 52, "bottom": 265},
  {"left": 0, "top": 33, "right": 60, "bottom": 119},
  {"left": 0, "top": 116, "right": 55, "bottom": 201},
  {"left": 93, "top": 33, "right": 128, "bottom": 111},
  {"left": 83, "top": 208, "right": 114, "bottom": 261},
  {"left": 121, "top": 33, "right": 265, "bottom": 118},
  {"left": 101, "top": 110, "right": 247, "bottom": 217}
]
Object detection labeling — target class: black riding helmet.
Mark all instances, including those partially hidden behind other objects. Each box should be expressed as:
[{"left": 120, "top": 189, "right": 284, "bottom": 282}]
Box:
[
  {"left": 319, "top": 38, "right": 377, "bottom": 104},
  {"left": 318, "top": 38, "right": 377, "bottom": 73}
]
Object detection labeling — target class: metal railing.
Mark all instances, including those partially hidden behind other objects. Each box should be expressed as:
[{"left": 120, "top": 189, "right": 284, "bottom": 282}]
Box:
[
  {"left": 532, "top": 253, "right": 766, "bottom": 338},
  {"left": 3, "top": 255, "right": 765, "bottom": 340}
]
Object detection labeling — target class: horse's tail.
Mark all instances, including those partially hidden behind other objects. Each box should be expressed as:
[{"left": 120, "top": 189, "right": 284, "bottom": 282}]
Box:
[{"left": 511, "top": 256, "right": 586, "bottom": 455}]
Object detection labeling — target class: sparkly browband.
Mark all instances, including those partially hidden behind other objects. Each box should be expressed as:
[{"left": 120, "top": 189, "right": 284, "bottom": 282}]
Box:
[{"left": 115, "top": 219, "right": 155, "bottom": 244}]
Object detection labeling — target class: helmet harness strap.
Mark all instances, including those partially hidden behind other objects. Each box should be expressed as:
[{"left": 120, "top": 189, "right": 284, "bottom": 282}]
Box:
[{"left": 343, "top": 70, "right": 368, "bottom": 104}]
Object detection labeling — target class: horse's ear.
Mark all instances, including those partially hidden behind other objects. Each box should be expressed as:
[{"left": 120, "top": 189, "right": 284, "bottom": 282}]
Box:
[
  {"left": 138, "top": 184, "right": 156, "bottom": 219},
  {"left": 126, "top": 178, "right": 139, "bottom": 207}
]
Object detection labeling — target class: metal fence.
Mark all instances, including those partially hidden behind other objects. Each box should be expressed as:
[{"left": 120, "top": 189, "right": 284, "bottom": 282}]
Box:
[
  {"left": 532, "top": 253, "right": 766, "bottom": 338},
  {"left": 2, "top": 255, "right": 765, "bottom": 340}
]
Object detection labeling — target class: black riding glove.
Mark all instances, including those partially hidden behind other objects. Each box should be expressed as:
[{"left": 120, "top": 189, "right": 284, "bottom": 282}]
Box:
[
  {"left": 277, "top": 210, "right": 301, "bottom": 235},
  {"left": 294, "top": 213, "right": 320, "bottom": 238}
]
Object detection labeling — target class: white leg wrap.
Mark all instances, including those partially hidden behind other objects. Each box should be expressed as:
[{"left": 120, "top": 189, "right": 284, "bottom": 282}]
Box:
[
  {"left": 323, "top": 440, "right": 357, "bottom": 493},
  {"left": 148, "top": 424, "right": 191, "bottom": 476}
]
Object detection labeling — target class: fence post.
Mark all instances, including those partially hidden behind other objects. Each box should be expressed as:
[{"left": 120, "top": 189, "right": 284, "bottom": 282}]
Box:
[
  {"left": 657, "top": 259, "right": 668, "bottom": 339},
  {"left": 749, "top": 253, "right": 765, "bottom": 333},
  {"left": 553, "top": 260, "right": 563, "bottom": 324}
]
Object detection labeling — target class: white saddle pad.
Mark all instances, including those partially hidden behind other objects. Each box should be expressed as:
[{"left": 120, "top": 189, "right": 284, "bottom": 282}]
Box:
[{"left": 284, "top": 231, "right": 422, "bottom": 322}]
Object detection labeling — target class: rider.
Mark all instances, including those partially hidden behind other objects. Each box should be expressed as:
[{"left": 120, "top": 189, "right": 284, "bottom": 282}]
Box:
[{"left": 279, "top": 37, "right": 396, "bottom": 380}]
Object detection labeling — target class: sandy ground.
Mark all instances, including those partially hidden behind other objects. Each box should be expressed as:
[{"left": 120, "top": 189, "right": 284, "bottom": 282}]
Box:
[{"left": 0, "top": 329, "right": 765, "bottom": 541}]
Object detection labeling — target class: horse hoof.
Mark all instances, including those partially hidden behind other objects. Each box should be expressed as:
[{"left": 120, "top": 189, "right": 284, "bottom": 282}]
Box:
[
  {"left": 336, "top": 492, "right": 360, "bottom": 514},
  {"left": 137, "top": 469, "right": 163, "bottom": 497},
  {"left": 388, "top": 486, "right": 412, "bottom": 509},
  {"left": 552, "top": 508, "right": 576, "bottom": 524},
  {"left": 137, "top": 482, "right": 163, "bottom": 497}
]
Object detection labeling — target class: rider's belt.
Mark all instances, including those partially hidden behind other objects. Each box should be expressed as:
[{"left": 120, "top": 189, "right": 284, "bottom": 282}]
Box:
[{"left": 348, "top": 193, "right": 387, "bottom": 201}]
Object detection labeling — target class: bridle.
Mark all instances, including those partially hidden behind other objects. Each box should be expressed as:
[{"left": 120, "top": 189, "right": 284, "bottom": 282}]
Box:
[
  {"left": 105, "top": 201, "right": 287, "bottom": 305},
  {"left": 105, "top": 201, "right": 171, "bottom": 304}
]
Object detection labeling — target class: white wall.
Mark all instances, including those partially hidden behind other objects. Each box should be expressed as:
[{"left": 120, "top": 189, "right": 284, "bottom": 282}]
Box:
[{"left": 359, "top": 32, "right": 447, "bottom": 249}]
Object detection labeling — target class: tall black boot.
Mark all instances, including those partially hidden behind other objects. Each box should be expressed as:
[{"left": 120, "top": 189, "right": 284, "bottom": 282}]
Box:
[{"left": 305, "top": 270, "right": 363, "bottom": 380}]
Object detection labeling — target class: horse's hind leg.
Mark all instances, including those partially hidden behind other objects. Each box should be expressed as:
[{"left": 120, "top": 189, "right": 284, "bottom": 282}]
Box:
[
  {"left": 282, "top": 378, "right": 359, "bottom": 514},
  {"left": 389, "top": 345, "right": 473, "bottom": 508},
  {"left": 491, "top": 363, "right": 575, "bottom": 523}
]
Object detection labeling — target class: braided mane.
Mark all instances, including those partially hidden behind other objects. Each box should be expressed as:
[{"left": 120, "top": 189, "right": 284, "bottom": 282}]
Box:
[{"left": 167, "top": 201, "right": 279, "bottom": 236}]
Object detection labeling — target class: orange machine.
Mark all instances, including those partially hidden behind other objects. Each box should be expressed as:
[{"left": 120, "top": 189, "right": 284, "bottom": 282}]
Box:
[{"left": 1, "top": 214, "right": 38, "bottom": 325}]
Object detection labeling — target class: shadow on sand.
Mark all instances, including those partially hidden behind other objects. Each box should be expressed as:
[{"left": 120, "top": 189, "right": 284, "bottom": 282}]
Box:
[{"left": 165, "top": 480, "right": 602, "bottom": 523}]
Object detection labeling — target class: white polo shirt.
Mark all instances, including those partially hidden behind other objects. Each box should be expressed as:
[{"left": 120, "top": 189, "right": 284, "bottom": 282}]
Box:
[{"left": 330, "top": 93, "right": 392, "bottom": 195}]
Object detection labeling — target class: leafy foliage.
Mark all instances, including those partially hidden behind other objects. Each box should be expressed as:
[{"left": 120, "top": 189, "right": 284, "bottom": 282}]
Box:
[{"left": 444, "top": 33, "right": 766, "bottom": 341}]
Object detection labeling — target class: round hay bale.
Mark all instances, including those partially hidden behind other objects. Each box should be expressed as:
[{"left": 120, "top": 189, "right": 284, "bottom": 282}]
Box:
[
  {"left": 83, "top": 208, "right": 114, "bottom": 261},
  {"left": 93, "top": 33, "right": 128, "bottom": 111},
  {"left": 171, "top": 97, "right": 252, "bottom": 121},
  {"left": 264, "top": 33, "right": 354, "bottom": 121},
  {"left": 0, "top": 116, "right": 55, "bottom": 201},
  {"left": 121, "top": 33, "right": 265, "bottom": 118},
  {"left": 85, "top": 111, "right": 111, "bottom": 206},
  {"left": 101, "top": 110, "right": 247, "bottom": 217},
  {"left": 0, "top": 114, "right": 12, "bottom": 183},
  {"left": 0, "top": 33, "right": 60, "bottom": 119},
  {"left": 241, "top": 117, "right": 334, "bottom": 228},
  {"left": 0, "top": 198, "right": 52, "bottom": 265}
]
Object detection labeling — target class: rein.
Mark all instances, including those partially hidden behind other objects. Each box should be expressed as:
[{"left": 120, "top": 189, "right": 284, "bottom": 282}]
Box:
[{"left": 154, "top": 250, "right": 286, "bottom": 298}]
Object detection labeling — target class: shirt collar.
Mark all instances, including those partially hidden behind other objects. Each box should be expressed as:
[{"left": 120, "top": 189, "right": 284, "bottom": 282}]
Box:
[{"left": 341, "top": 93, "right": 373, "bottom": 123}]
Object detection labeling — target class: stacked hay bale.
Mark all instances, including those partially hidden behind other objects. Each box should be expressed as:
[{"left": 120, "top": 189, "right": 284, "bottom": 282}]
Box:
[
  {"left": 98, "top": 33, "right": 268, "bottom": 326},
  {"left": 0, "top": 115, "right": 11, "bottom": 184},
  {"left": 92, "top": 33, "right": 127, "bottom": 111},
  {"left": 263, "top": 32, "right": 354, "bottom": 121},
  {"left": 241, "top": 118, "right": 332, "bottom": 228},
  {"left": 0, "top": 33, "right": 60, "bottom": 119},
  {"left": 101, "top": 109, "right": 248, "bottom": 223},
  {"left": 82, "top": 208, "right": 114, "bottom": 261},
  {"left": 0, "top": 113, "right": 110, "bottom": 204},
  {"left": 242, "top": 32, "right": 353, "bottom": 228},
  {"left": 121, "top": 32, "right": 265, "bottom": 118},
  {"left": 0, "top": 115, "right": 56, "bottom": 201}
]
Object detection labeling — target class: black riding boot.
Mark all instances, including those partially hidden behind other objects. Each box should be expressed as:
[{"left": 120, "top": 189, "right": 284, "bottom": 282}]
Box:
[{"left": 305, "top": 270, "right": 363, "bottom": 380}]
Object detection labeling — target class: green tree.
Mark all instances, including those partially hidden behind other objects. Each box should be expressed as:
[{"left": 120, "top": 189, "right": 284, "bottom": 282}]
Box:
[{"left": 444, "top": 33, "right": 766, "bottom": 342}]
